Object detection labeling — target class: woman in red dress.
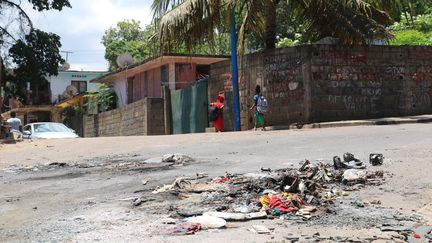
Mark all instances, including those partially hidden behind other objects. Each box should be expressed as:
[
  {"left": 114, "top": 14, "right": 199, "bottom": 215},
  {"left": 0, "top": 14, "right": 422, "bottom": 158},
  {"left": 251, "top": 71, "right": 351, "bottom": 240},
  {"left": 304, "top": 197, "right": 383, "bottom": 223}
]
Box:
[{"left": 211, "top": 95, "right": 224, "bottom": 132}]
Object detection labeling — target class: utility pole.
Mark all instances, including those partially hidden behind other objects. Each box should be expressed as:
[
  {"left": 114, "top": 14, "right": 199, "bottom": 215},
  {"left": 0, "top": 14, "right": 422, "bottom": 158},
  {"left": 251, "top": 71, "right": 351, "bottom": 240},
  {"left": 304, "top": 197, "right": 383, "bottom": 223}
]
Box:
[
  {"left": 230, "top": 3, "right": 241, "bottom": 131},
  {"left": 60, "top": 51, "right": 73, "bottom": 62}
]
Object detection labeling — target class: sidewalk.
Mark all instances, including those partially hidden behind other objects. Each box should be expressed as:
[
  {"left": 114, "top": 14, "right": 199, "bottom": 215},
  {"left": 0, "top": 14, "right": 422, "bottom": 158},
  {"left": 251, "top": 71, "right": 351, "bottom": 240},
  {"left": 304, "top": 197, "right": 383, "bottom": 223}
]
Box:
[{"left": 267, "top": 114, "right": 432, "bottom": 131}]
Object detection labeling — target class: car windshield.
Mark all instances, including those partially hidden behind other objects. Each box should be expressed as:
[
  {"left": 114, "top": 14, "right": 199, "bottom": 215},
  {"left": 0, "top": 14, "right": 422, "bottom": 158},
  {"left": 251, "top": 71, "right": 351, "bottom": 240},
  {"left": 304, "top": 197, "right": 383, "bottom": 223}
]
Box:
[{"left": 34, "top": 123, "right": 71, "bottom": 133}]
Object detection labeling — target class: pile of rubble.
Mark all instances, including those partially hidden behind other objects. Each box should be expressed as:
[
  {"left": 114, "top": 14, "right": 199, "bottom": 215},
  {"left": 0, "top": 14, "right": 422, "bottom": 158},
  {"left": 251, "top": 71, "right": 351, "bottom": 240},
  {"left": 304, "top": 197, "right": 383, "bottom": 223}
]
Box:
[{"left": 147, "top": 153, "right": 387, "bottom": 235}]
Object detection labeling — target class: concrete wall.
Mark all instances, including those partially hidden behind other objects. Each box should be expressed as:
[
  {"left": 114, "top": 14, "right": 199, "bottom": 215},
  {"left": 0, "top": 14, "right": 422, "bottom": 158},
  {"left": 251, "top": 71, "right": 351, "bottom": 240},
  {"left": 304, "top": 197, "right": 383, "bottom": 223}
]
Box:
[
  {"left": 83, "top": 98, "right": 165, "bottom": 137},
  {"left": 209, "top": 45, "right": 432, "bottom": 130}
]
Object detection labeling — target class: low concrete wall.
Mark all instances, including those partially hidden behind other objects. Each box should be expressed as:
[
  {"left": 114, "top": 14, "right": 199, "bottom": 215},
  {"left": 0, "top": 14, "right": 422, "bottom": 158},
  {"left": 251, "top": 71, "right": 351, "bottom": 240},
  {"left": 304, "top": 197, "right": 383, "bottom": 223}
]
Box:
[
  {"left": 210, "top": 45, "right": 432, "bottom": 130},
  {"left": 83, "top": 98, "right": 165, "bottom": 137}
]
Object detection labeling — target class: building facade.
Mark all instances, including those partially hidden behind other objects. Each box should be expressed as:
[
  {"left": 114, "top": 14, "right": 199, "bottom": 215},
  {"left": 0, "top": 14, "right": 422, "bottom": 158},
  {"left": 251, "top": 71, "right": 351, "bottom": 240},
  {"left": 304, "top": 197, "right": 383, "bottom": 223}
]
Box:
[
  {"left": 92, "top": 55, "right": 227, "bottom": 108},
  {"left": 49, "top": 71, "right": 107, "bottom": 104}
]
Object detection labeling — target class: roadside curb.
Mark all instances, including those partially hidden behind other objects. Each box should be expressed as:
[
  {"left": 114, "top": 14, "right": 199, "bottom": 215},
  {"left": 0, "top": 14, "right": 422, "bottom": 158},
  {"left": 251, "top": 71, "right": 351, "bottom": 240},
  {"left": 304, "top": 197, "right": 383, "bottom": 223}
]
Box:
[{"left": 265, "top": 115, "right": 432, "bottom": 131}]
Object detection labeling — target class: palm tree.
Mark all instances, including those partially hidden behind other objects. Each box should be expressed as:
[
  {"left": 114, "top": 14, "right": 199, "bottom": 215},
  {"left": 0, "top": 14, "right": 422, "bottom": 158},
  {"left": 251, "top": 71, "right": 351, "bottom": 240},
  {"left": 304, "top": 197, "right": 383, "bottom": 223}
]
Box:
[{"left": 152, "top": 0, "right": 403, "bottom": 52}]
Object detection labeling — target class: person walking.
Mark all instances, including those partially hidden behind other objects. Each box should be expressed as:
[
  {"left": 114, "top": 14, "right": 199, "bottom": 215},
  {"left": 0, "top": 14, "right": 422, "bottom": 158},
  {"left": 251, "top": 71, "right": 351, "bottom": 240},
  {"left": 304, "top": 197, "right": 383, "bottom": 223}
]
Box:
[
  {"left": 210, "top": 95, "right": 224, "bottom": 132},
  {"left": 7, "top": 112, "right": 22, "bottom": 138},
  {"left": 249, "top": 85, "right": 267, "bottom": 131}
]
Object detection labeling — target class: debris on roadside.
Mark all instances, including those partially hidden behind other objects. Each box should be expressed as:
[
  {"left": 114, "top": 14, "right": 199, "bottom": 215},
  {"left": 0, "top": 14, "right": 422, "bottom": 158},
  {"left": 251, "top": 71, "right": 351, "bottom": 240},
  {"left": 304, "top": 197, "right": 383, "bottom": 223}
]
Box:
[
  {"left": 370, "top": 153, "right": 384, "bottom": 166},
  {"left": 170, "top": 222, "right": 201, "bottom": 235},
  {"left": 249, "top": 225, "right": 271, "bottom": 234},
  {"left": 147, "top": 153, "right": 393, "bottom": 235},
  {"left": 162, "top": 154, "right": 194, "bottom": 165},
  {"left": 186, "top": 215, "right": 227, "bottom": 229}
]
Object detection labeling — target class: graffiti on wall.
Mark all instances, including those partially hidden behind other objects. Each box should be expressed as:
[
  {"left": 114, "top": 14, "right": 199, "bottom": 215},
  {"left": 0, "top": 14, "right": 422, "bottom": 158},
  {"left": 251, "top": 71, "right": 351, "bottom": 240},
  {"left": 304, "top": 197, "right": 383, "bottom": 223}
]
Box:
[
  {"left": 327, "top": 79, "right": 383, "bottom": 114},
  {"left": 319, "top": 49, "right": 368, "bottom": 65},
  {"left": 264, "top": 57, "right": 305, "bottom": 106}
]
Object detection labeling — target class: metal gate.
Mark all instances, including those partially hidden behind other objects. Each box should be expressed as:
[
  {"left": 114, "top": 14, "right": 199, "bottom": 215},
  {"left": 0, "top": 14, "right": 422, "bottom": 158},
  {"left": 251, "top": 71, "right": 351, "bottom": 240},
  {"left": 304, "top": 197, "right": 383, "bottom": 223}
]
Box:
[{"left": 170, "top": 80, "right": 208, "bottom": 134}]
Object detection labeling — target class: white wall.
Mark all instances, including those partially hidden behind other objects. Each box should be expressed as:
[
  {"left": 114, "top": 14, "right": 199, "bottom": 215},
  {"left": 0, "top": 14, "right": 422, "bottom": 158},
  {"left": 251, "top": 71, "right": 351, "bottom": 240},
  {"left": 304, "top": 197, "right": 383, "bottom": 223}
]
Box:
[
  {"left": 49, "top": 71, "right": 106, "bottom": 103},
  {"left": 113, "top": 79, "right": 127, "bottom": 108}
]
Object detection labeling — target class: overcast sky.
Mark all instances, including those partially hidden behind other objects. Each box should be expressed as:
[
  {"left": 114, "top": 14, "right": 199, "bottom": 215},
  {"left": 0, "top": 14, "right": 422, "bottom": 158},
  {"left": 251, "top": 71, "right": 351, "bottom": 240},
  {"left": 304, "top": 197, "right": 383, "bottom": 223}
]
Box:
[{"left": 25, "top": 0, "right": 153, "bottom": 71}]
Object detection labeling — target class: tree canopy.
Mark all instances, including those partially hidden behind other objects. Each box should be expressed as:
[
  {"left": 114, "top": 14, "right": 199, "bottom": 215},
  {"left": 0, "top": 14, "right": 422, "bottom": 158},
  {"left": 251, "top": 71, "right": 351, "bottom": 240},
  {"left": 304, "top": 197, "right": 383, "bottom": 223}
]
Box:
[
  {"left": 0, "top": 0, "right": 71, "bottom": 105},
  {"left": 101, "top": 20, "right": 155, "bottom": 71},
  {"left": 9, "top": 29, "right": 64, "bottom": 104},
  {"left": 151, "top": 0, "right": 421, "bottom": 53},
  {"left": 389, "top": 5, "right": 432, "bottom": 45},
  {"left": 102, "top": 19, "right": 230, "bottom": 71}
]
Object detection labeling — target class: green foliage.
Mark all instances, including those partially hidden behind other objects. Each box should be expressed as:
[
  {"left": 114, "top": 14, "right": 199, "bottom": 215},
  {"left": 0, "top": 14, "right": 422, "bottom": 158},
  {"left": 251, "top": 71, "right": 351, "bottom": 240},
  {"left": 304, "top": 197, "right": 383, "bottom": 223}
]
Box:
[
  {"left": 151, "top": 0, "right": 405, "bottom": 54},
  {"left": 27, "top": 0, "right": 71, "bottom": 11},
  {"left": 9, "top": 29, "right": 64, "bottom": 104},
  {"left": 276, "top": 34, "right": 302, "bottom": 48},
  {"left": 85, "top": 84, "right": 118, "bottom": 113},
  {"left": 60, "top": 105, "right": 84, "bottom": 127},
  {"left": 102, "top": 20, "right": 146, "bottom": 46},
  {"left": 102, "top": 19, "right": 230, "bottom": 71},
  {"left": 391, "top": 30, "right": 431, "bottom": 45},
  {"left": 389, "top": 12, "right": 432, "bottom": 45},
  {"left": 105, "top": 40, "right": 149, "bottom": 71},
  {"left": 102, "top": 20, "right": 156, "bottom": 71}
]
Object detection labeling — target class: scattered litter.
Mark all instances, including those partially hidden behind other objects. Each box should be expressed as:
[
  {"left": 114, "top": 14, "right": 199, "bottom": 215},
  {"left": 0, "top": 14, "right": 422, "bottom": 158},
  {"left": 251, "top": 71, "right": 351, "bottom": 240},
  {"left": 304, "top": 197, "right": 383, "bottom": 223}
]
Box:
[
  {"left": 196, "top": 172, "right": 208, "bottom": 179},
  {"left": 146, "top": 153, "right": 392, "bottom": 236},
  {"left": 370, "top": 199, "right": 381, "bottom": 205},
  {"left": 369, "top": 154, "right": 384, "bottom": 166},
  {"left": 132, "top": 198, "right": 143, "bottom": 206},
  {"left": 171, "top": 222, "right": 201, "bottom": 235},
  {"left": 206, "top": 211, "right": 267, "bottom": 221},
  {"left": 162, "top": 154, "right": 194, "bottom": 165},
  {"left": 142, "top": 180, "right": 148, "bottom": 185},
  {"left": 342, "top": 169, "right": 367, "bottom": 184},
  {"left": 48, "top": 162, "right": 67, "bottom": 167},
  {"left": 261, "top": 167, "right": 272, "bottom": 172},
  {"left": 250, "top": 225, "right": 271, "bottom": 234},
  {"left": 186, "top": 215, "right": 227, "bottom": 229},
  {"left": 162, "top": 218, "right": 176, "bottom": 224},
  {"left": 211, "top": 176, "right": 229, "bottom": 183},
  {"left": 333, "top": 153, "right": 366, "bottom": 170},
  {"left": 351, "top": 199, "right": 365, "bottom": 208}
]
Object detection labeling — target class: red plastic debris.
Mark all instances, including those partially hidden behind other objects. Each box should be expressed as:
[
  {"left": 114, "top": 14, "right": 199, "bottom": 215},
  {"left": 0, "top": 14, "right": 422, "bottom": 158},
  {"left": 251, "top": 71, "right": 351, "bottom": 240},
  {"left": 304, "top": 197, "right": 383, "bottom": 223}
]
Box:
[
  {"left": 413, "top": 233, "right": 421, "bottom": 239},
  {"left": 211, "top": 177, "right": 229, "bottom": 183}
]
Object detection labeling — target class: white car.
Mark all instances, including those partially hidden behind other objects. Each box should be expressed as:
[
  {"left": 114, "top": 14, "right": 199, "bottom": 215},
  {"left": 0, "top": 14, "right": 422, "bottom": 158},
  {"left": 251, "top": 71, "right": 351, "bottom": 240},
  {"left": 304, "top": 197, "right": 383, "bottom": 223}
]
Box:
[{"left": 22, "top": 122, "right": 79, "bottom": 139}]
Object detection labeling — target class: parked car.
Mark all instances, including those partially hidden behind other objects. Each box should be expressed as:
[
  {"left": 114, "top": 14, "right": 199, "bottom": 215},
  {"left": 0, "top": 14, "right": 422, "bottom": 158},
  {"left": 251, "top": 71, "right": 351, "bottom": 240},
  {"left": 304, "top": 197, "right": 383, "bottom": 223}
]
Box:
[{"left": 22, "top": 122, "right": 79, "bottom": 139}]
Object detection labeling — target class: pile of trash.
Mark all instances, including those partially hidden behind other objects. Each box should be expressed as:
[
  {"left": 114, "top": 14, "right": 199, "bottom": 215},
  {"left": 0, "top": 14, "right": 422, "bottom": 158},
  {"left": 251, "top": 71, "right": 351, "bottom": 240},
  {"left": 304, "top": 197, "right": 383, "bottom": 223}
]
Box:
[{"left": 149, "top": 153, "right": 386, "bottom": 235}]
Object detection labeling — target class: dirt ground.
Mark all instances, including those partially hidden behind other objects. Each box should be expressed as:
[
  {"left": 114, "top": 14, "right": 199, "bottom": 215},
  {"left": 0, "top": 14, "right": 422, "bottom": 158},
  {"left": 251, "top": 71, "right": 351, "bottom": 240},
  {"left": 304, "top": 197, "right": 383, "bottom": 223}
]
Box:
[{"left": 1, "top": 124, "right": 432, "bottom": 242}]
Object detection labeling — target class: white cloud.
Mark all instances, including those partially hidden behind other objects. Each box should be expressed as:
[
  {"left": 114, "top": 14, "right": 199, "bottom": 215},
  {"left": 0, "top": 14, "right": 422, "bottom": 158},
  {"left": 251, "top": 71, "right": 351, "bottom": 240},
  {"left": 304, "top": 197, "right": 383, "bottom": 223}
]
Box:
[
  {"left": 65, "top": 0, "right": 153, "bottom": 35},
  {"left": 21, "top": 0, "right": 153, "bottom": 71}
]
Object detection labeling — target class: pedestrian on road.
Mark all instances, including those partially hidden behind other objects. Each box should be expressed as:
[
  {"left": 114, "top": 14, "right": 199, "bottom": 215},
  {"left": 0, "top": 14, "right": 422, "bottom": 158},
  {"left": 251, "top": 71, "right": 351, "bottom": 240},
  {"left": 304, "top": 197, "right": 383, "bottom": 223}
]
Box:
[
  {"left": 210, "top": 94, "right": 224, "bottom": 132},
  {"left": 250, "top": 85, "right": 266, "bottom": 131},
  {"left": 7, "top": 112, "right": 22, "bottom": 137}
]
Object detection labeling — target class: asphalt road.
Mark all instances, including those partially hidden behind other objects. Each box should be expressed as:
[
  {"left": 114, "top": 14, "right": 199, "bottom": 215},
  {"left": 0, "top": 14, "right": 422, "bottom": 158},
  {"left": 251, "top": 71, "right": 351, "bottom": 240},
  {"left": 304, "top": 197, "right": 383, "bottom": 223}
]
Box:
[{"left": 1, "top": 123, "right": 431, "bottom": 242}]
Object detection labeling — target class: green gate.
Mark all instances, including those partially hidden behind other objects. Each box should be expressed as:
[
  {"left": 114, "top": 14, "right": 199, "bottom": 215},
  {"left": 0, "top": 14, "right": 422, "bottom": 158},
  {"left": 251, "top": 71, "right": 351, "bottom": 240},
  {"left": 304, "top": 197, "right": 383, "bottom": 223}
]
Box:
[{"left": 170, "top": 81, "right": 208, "bottom": 134}]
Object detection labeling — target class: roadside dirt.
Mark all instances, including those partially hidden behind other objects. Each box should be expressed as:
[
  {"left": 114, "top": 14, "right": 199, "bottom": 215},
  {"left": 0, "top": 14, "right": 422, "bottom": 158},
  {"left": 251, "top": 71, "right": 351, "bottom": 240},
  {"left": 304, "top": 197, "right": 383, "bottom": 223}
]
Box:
[{"left": 1, "top": 124, "right": 432, "bottom": 242}]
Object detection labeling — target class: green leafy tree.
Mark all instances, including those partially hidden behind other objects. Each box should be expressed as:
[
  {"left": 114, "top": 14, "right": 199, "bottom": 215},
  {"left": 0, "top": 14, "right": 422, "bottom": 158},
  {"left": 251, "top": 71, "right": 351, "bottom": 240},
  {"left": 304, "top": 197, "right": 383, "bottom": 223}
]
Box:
[
  {"left": 9, "top": 29, "right": 65, "bottom": 104},
  {"left": 102, "top": 19, "right": 230, "bottom": 71},
  {"left": 102, "top": 20, "right": 155, "bottom": 71},
  {"left": 0, "top": 0, "right": 71, "bottom": 103},
  {"left": 85, "top": 83, "right": 118, "bottom": 113},
  {"left": 389, "top": 10, "right": 432, "bottom": 45},
  {"left": 152, "top": 0, "right": 401, "bottom": 54}
]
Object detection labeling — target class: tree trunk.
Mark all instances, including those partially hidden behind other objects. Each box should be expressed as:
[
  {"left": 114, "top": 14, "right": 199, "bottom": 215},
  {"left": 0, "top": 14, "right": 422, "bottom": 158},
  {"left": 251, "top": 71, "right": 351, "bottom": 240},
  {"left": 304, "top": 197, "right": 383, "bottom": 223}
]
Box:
[
  {"left": 264, "top": 0, "right": 279, "bottom": 49},
  {"left": 0, "top": 57, "right": 3, "bottom": 112}
]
